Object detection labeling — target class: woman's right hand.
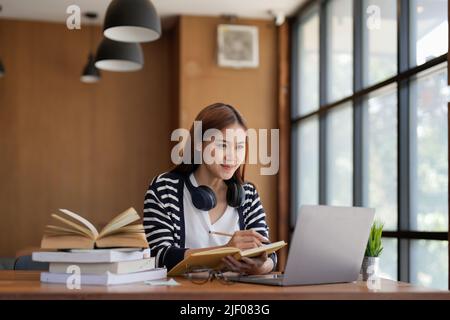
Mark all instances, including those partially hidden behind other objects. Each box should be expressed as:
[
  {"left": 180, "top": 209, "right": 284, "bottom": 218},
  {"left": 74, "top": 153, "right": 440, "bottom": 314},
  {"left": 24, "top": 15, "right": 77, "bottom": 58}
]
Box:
[{"left": 225, "top": 230, "right": 268, "bottom": 250}]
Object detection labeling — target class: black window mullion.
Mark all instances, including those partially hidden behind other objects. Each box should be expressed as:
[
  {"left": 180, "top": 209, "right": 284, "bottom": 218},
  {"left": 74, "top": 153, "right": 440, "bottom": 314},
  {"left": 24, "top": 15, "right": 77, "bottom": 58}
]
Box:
[
  {"left": 290, "top": 17, "right": 300, "bottom": 122},
  {"left": 397, "top": 0, "right": 410, "bottom": 284},
  {"left": 290, "top": 17, "right": 301, "bottom": 229},
  {"left": 398, "top": 78, "right": 411, "bottom": 283},
  {"left": 399, "top": 239, "right": 410, "bottom": 282},
  {"left": 398, "top": 0, "right": 410, "bottom": 73},
  {"left": 383, "top": 231, "right": 448, "bottom": 241},
  {"left": 318, "top": 0, "right": 328, "bottom": 205},
  {"left": 353, "top": 0, "right": 363, "bottom": 206}
]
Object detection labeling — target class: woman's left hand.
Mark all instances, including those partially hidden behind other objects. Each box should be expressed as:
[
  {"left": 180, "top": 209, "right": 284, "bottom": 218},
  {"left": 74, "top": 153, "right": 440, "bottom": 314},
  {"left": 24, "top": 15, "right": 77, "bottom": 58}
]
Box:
[{"left": 221, "top": 252, "right": 272, "bottom": 275}]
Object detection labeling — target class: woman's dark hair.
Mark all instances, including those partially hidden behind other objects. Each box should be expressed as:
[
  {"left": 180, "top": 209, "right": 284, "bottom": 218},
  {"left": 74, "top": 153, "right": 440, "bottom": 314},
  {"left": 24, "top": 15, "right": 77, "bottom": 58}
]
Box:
[{"left": 172, "top": 102, "right": 248, "bottom": 184}]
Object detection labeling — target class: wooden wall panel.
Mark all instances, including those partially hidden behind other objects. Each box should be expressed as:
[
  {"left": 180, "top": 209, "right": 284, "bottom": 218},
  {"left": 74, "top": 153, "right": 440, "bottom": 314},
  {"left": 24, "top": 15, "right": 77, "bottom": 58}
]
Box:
[{"left": 0, "top": 19, "right": 174, "bottom": 257}]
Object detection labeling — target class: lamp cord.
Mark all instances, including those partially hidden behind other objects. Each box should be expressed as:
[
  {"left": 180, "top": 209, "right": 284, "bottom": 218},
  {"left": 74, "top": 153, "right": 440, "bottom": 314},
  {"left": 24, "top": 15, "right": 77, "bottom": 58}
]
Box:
[{"left": 89, "top": 23, "right": 93, "bottom": 54}]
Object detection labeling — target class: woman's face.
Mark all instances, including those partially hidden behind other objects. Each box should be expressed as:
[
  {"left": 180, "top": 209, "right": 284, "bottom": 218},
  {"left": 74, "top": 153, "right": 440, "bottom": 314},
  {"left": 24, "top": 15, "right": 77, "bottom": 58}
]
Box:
[{"left": 202, "top": 123, "right": 247, "bottom": 180}]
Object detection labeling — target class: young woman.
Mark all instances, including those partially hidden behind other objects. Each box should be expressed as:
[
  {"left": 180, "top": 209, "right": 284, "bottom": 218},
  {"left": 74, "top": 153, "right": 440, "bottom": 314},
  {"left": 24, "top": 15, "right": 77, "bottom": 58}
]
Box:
[{"left": 143, "top": 103, "right": 276, "bottom": 275}]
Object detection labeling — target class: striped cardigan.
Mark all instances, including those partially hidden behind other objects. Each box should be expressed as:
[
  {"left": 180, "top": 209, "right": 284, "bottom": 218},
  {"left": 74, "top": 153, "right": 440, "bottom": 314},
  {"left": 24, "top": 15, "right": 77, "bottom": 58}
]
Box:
[{"left": 143, "top": 171, "right": 277, "bottom": 271}]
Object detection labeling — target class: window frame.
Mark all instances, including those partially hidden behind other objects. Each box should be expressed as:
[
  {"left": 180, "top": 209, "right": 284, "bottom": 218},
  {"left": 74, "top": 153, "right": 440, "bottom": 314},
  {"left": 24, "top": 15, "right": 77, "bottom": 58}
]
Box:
[{"left": 290, "top": 0, "right": 449, "bottom": 288}]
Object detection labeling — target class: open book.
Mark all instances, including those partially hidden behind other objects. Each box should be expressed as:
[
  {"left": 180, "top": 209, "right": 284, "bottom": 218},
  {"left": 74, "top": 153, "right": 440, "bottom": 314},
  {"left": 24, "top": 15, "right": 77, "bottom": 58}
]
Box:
[
  {"left": 168, "top": 240, "right": 287, "bottom": 276},
  {"left": 41, "top": 207, "right": 149, "bottom": 250}
]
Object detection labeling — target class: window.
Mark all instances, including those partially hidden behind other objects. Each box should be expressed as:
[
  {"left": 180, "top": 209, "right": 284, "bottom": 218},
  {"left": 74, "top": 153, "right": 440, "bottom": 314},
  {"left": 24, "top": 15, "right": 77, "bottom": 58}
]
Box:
[
  {"left": 291, "top": 117, "right": 319, "bottom": 226},
  {"left": 410, "top": 240, "right": 448, "bottom": 290},
  {"left": 362, "top": 0, "right": 397, "bottom": 87},
  {"left": 294, "top": 7, "right": 320, "bottom": 117},
  {"left": 379, "top": 238, "right": 398, "bottom": 280},
  {"left": 326, "top": 0, "right": 353, "bottom": 102},
  {"left": 291, "top": 0, "right": 449, "bottom": 289},
  {"left": 410, "top": 64, "right": 448, "bottom": 232},
  {"left": 326, "top": 103, "right": 353, "bottom": 206},
  {"left": 363, "top": 84, "right": 398, "bottom": 230},
  {"left": 297, "top": 117, "right": 319, "bottom": 207},
  {"left": 410, "top": 0, "right": 449, "bottom": 67}
]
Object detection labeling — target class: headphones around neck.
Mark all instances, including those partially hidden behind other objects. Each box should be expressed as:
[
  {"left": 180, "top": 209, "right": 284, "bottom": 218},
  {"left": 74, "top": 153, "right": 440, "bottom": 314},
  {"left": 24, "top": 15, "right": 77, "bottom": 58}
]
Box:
[{"left": 184, "top": 173, "right": 245, "bottom": 211}]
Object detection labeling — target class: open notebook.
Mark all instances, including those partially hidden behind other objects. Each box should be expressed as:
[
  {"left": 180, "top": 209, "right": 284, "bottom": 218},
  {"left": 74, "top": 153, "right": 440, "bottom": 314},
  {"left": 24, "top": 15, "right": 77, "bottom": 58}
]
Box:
[
  {"left": 168, "top": 240, "right": 287, "bottom": 276},
  {"left": 41, "top": 207, "right": 149, "bottom": 250}
]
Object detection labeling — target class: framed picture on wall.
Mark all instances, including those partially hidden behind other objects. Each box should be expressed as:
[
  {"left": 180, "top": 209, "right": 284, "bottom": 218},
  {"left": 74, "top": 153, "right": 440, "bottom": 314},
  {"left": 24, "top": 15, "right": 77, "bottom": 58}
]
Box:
[{"left": 217, "top": 24, "right": 259, "bottom": 68}]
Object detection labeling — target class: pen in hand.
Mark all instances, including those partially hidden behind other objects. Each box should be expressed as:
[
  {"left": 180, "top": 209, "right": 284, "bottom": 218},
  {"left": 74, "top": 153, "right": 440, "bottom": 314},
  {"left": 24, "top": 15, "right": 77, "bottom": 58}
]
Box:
[{"left": 208, "top": 230, "right": 270, "bottom": 244}]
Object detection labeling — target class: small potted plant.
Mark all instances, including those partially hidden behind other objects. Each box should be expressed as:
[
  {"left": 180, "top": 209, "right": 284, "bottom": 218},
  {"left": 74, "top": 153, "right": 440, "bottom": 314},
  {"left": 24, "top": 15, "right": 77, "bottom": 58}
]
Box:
[{"left": 361, "top": 220, "right": 384, "bottom": 281}]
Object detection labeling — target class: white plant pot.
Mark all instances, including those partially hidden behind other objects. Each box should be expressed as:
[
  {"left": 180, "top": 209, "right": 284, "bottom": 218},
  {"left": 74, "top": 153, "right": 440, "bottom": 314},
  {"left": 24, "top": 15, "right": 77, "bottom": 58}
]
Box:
[{"left": 360, "top": 256, "right": 379, "bottom": 281}]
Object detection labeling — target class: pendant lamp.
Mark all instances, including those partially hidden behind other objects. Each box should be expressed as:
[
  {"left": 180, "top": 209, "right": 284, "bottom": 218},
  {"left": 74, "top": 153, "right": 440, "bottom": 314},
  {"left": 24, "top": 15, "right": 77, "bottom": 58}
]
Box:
[
  {"left": 95, "top": 37, "right": 144, "bottom": 72},
  {"left": 81, "top": 13, "right": 101, "bottom": 83},
  {"left": 103, "top": 0, "right": 161, "bottom": 43},
  {"left": 81, "top": 54, "right": 100, "bottom": 83},
  {"left": 0, "top": 60, "right": 5, "bottom": 78},
  {"left": 0, "top": 6, "right": 5, "bottom": 78}
]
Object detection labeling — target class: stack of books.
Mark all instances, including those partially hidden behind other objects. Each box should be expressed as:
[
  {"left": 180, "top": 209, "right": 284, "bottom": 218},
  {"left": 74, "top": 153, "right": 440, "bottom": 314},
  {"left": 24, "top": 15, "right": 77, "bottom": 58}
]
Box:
[
  {"left": 33, "top": 248, "right": 166, "bottom": 285},
  {"left": 32, "top": 207, "right": 166, "bottom": 286}
]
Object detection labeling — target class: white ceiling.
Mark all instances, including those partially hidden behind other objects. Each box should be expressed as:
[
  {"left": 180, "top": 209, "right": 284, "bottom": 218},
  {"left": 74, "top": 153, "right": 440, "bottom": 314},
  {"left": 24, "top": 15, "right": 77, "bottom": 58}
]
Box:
[{"left": 0, "top": 0, "right": 306, "bottom": 25}]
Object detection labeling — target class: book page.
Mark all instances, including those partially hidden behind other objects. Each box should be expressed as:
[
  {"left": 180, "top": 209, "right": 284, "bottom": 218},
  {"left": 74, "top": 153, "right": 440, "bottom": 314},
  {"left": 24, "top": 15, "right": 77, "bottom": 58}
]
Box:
[
  {"left": 192, "top": 247, "right": 240, "bottom": 256},
  {"left": 69, "top": 248, "right": 141, "bottom": 253},
  {"left": 168, "top": 249, "right": 239, "bottom": 276},
  {"left": 58, "top": 209, "right": 99, "bottom": 239},
  {"left": 240, "top": 241, "right": 287, "bottom": 258},
  {"left": 97, "top": 224, "right": 144, "bottom": 237},
  {"left": 95, "top": 232, "right": 148, "bottom": 249},
  {"left": 45, "top": 225, "right": 91, "bottom": 237},
  {"left": 51, "top": 214, "right": 95, "bottom": 239},
  {"left": 41, "top": 234, "right": 95, "bottom": 250},
  {"left": 98, "top": 207, "right": 140, "bottom": 238}
]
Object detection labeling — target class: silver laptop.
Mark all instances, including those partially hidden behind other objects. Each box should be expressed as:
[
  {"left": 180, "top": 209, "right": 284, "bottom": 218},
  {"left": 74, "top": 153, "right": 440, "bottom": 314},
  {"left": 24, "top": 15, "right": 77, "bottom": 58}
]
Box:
[{"left": 226, "top": 205, "right": 375, "bottom": 286}]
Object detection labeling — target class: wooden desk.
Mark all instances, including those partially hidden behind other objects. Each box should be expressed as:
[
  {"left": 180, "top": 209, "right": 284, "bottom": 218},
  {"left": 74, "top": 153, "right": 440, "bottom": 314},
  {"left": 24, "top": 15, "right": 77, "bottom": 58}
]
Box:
[{"left": 0, "top": 271, "right": 449, "bottom": 300}]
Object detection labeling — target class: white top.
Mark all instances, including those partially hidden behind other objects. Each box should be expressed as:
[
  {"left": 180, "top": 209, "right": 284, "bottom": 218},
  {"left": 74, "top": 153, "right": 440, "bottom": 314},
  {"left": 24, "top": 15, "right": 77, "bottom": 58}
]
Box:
[{"left": 184, "top": 173, "right": 240, "bottom": 249}]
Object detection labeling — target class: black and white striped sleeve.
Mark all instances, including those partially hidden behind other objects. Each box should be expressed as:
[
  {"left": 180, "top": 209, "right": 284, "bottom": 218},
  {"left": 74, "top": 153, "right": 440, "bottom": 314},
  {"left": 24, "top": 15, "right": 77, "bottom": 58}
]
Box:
[
  {"left": 143, "top": 176, "right": 186, "bottom": 270},
  {"left": 244, "top": 183, "right": 277, "bottom": 270}
]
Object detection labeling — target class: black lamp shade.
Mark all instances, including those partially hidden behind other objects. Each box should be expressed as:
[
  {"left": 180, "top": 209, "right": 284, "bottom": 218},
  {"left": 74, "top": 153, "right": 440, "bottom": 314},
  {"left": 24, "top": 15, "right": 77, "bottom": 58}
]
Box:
[
  {"left": 81, "top": 53, "right": 101, "bottom": 83},
  {"left": 95, "top": 37, "right": 144, "bottom": 72},
  {"left": 0, "top": 59, "right": 5, "bottom": 77},
  {"left": 103, "top": 0, "right": 161, "bottom": 43}
]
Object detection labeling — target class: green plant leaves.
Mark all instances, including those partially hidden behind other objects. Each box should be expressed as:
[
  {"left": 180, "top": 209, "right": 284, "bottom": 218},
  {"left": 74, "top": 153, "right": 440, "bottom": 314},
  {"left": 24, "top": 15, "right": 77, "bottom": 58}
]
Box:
[{"left": 365, "top": 220, "right": 384, "bottom": 257}]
